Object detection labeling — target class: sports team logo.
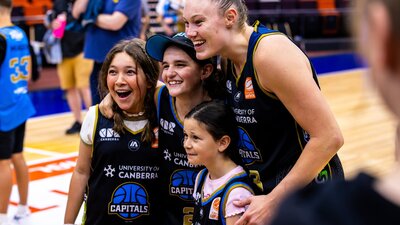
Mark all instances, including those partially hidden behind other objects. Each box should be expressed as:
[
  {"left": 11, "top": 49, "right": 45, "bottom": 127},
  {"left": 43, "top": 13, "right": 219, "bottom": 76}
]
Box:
[
  {"left": 226, "top": 80, "right": 232, "bottom": 94},
  {"left": 234, "top": 91, "right": 242, "bottom": 103},
  {"left": 237, "top": 127, "right": 262, "bottom": 165},
  {"left": 109, "top": 182, "right": 150, "bottom": 220},
  {"left": 99, "top": 128, "right": 120, "bottom": 141},
  {"left": 160, "top": 118, "right": 176, "bottom": 135},
  {"left": 170, "top": 169, "right": 198, "bottom": 200},
  {"left": 209, "top": 197, "right": 220, "bottom": 220},
  {"left": 244, "top": 77, "right": 256, "bottom": 99},
  {"left": 128, "top": 139, "right": 141, "bottom": 152},
  {"left": 315, "top": 166, "right": 332, "bottom": 184},
  {"left": 9, "top": 29, "right": 24, "bottom": 41}
]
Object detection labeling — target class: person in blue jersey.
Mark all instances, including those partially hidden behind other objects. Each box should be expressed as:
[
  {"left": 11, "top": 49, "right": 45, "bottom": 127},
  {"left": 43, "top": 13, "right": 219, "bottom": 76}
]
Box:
[
  {"left": 184, "top": 100, "right": 260, "bottom": 225},
  {"left": 156, "top": 0, "right": 186, "bottom": 36},
  {"left": 72, "top": 0, "right": 141, "bottom": 105},
  {"left": 183, "top": 0, "right": 344, "bottom": 224},
  {"left": 99, "top": 32, "right": 225, "bottom": 225},
  {"left": 0, "top": 1, "right": 36, "bottom": 224},
  {"left": 63, "top": 39, "right": 163, "bottom": 225},
  {"left": 269, "top": 0, "right": 400, "bottom": 224}
]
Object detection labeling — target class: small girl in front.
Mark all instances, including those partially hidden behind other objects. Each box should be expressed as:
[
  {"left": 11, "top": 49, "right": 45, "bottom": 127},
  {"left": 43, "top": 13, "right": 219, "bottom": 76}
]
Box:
[{"left": 183, "top": 100, "right": 259, "bottom": 225}]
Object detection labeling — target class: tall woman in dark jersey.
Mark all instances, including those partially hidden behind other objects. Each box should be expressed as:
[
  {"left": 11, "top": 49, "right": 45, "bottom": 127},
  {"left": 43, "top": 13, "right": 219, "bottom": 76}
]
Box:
[
  {"left": 183, "top": 1, "right": 344, "bottom": 224},
  {"left": 64, "top": 39, "right": 163, "bottom": 225}
]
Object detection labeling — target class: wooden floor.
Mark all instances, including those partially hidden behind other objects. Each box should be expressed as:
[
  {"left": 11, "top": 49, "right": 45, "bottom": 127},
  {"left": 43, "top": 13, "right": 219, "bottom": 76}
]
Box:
[{"left": 24, "top": 69, "right": 397, "bottom": 179}]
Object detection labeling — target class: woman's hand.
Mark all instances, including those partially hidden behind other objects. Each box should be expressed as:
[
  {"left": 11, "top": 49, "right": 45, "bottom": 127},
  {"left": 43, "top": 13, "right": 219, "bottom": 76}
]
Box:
[
  {"left": 233, "top": 194, "right": 279, "bottom": 225},
  {"left": 99, "top": 93, "right": 114, "bottom": 118}
]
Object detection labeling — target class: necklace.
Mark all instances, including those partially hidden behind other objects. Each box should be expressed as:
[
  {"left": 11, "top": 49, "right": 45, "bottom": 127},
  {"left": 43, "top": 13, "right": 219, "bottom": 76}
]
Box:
[{"left": 122, "top": 111, "right": 145, "bottom": 117}]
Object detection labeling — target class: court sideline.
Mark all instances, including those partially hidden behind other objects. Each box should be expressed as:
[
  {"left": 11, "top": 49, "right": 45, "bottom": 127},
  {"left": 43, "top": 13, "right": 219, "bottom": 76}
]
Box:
[{"left": 9, "top": 68, "right": 396, "bottom": 225}]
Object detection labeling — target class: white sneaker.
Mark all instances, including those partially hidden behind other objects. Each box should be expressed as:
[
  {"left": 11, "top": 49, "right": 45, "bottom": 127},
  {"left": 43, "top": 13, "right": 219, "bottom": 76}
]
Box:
[{"left": 12, "top": 208, "right": 30, "bottom": 224}]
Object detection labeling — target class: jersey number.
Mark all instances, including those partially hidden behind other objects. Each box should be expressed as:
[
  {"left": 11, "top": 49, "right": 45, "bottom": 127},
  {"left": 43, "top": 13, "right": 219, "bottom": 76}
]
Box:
[{"left": 9, "top": 56, "right": 30, "bottom": 83}]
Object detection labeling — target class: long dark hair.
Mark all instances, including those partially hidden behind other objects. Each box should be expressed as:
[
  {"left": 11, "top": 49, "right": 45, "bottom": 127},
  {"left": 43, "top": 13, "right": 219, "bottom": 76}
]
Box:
[{"left": 99, "top": 38, "right": 160, "bottom": 143}]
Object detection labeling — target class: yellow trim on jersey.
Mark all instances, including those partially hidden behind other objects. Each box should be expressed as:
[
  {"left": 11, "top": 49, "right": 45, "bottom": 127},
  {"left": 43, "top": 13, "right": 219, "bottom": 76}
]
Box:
[
  {"left": 201, "top": 171, "right": 247, "bottom": 203},
  {"left": 221, "top": 184, "right": 254, "bottom": 218},
  {"left": 91, "top": 105, "right": 100, "bottom": 158},
  {"left": 252, "top": 32, "right": 284, "bottom": 100}
]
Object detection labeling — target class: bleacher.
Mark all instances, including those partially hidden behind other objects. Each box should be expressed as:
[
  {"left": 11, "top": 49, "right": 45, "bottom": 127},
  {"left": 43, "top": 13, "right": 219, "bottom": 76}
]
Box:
[
  {"left": 10, "top": 0, "right": 353, "bottom": 56},
  {"left": 246, "top": 0, "right": 353, "bottom": 52}
]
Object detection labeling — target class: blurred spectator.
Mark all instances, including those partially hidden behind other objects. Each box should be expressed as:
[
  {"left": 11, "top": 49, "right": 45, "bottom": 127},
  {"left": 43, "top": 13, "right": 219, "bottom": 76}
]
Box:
[
  {"left": 156, "top": 0, "right": 185, "bottom": 36},
  {"left": 0, "top": 1, "right": 35, "bottom": 224},
  {"left": 48, "top": 0, "right": 93, "bottom": 134},
  {"left": 140, "top": 0, "right": 150, "bottom": 40}
]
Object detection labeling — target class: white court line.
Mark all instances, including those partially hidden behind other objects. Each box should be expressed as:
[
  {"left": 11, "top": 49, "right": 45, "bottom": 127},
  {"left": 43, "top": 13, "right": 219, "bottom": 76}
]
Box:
[
  {"left": 25, "top": 150, "right": 78, "bottom": 166},
  {"left": 24, "top": 147, "right": 66, "bottom": 157},
  {"left": 30, "top": 110, "right": 87, "bottom": 121}
]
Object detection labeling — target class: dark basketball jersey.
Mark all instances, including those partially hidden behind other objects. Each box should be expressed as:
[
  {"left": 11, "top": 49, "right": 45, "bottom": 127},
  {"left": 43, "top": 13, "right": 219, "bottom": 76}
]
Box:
[
  {"left": 156, "top": 86, "right": 203, "bottom": 225},
  {"left": 192, "top": 169, "right": 256, "bottom": 225},
  {"left": 225, "top": 21, "right": 343, "bottom": 194},
  {"left": 84, "top": 107, "right": 164, "bottom": 225}
]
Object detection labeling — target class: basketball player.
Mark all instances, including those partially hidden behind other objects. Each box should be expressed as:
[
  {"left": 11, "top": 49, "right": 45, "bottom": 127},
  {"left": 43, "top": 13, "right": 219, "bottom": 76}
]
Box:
[
  {"left": 183, "top": 1, "right": 344, "bottom": 224},
  {"left": 270, "top": 0, "right": 400, "bottom": 224},
  {"left": 64, "top": 39, "right": 164, "bottom": 225},
  {"left": 0, "top": 1, "right": 35, "bottom": 224},
  {"left": 147, "top": 32, "right": 225, "bottom": 225},
  {"left": 184, "top": 100, "right": 260, "bottom": 225},
  {"left": 100, "top": 32, "right": 225, "bottom": 225}
]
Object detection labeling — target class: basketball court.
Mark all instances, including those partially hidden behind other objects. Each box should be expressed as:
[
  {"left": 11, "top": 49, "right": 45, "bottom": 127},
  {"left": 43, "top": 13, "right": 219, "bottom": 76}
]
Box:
[{"left": 6, "top": 66, "right": 396, "bottom": 224}]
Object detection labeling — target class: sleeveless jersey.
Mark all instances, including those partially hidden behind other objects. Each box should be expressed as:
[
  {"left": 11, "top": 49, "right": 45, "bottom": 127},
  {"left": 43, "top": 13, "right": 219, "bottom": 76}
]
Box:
[
  {"left": 0, "top": 26, "right": 35, "bottom": 131},
  {"left": 192, "top": 169, "right": 256, "bottom": 225},
  {"left": 84, "top": 107, "right": 163, "bottom": 225},
  {"left": 156, "top": 85, "right": 203, "bottom": 225},
  {"left": 225, "top": 21, "right": 343, "bottom": 194}
]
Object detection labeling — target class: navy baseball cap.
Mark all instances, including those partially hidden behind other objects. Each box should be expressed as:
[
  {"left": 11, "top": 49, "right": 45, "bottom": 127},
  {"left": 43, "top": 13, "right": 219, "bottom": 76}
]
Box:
[{"left": 146, "top": 32, "right": 207, "bottom": 64}]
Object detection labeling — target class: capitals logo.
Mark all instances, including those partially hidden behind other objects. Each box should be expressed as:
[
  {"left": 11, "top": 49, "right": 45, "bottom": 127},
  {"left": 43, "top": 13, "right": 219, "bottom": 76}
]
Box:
[
  {"left": 170, "top": 170, "right": 198, "bottom": 201},
  {"left": 160, "top": 118, "right": 176, "bottom": 135},
  {"left": 237, "top": 127, "right": 262, "bottom": 165},
  {"left": 109, "top": 182, "right": 150, "bottom": 220}
]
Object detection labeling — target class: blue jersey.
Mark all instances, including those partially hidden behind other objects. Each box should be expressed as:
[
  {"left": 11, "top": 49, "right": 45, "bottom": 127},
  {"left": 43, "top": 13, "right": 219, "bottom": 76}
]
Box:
[
  {"left": 84, "top": 0, "right": 141, "bottom": 62},
  {"left": 0, "top": 26, "right": 35, "bottom": 131}
]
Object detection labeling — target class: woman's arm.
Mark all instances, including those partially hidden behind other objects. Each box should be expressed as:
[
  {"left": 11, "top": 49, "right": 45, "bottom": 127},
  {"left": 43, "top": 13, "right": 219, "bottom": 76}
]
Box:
[
  {"left": 64, "top": 141, "right": 92, "bottom": 224},
  {"left": 235, "top": 34, "right": 343, "bottom": 225},
  {"left": 255, "top": 34, "right": 343, "bottom": 195}
]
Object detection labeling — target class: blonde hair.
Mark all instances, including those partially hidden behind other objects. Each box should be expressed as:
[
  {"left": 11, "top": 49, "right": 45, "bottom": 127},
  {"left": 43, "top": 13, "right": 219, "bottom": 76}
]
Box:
[{"left": 209, "top": 0, "right": 248, "bottom": 29}]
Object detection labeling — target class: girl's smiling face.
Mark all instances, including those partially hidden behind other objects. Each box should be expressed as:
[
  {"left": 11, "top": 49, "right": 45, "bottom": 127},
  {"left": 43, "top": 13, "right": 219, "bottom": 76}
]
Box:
[
  {"left": 183, "top": 118, "right": 221, "bottom": 167},
  {"left": 107, "top": 52, "right": 149, "bottom": 114},
  {"left": 161, "top": 46, "right": 204, "bottom": 97}
]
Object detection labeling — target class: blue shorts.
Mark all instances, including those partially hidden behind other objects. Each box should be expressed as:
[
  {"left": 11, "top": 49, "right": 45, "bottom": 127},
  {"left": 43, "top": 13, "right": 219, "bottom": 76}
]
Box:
[{"left": 0, "top": 122, "right": 26, "bottom": 159}]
